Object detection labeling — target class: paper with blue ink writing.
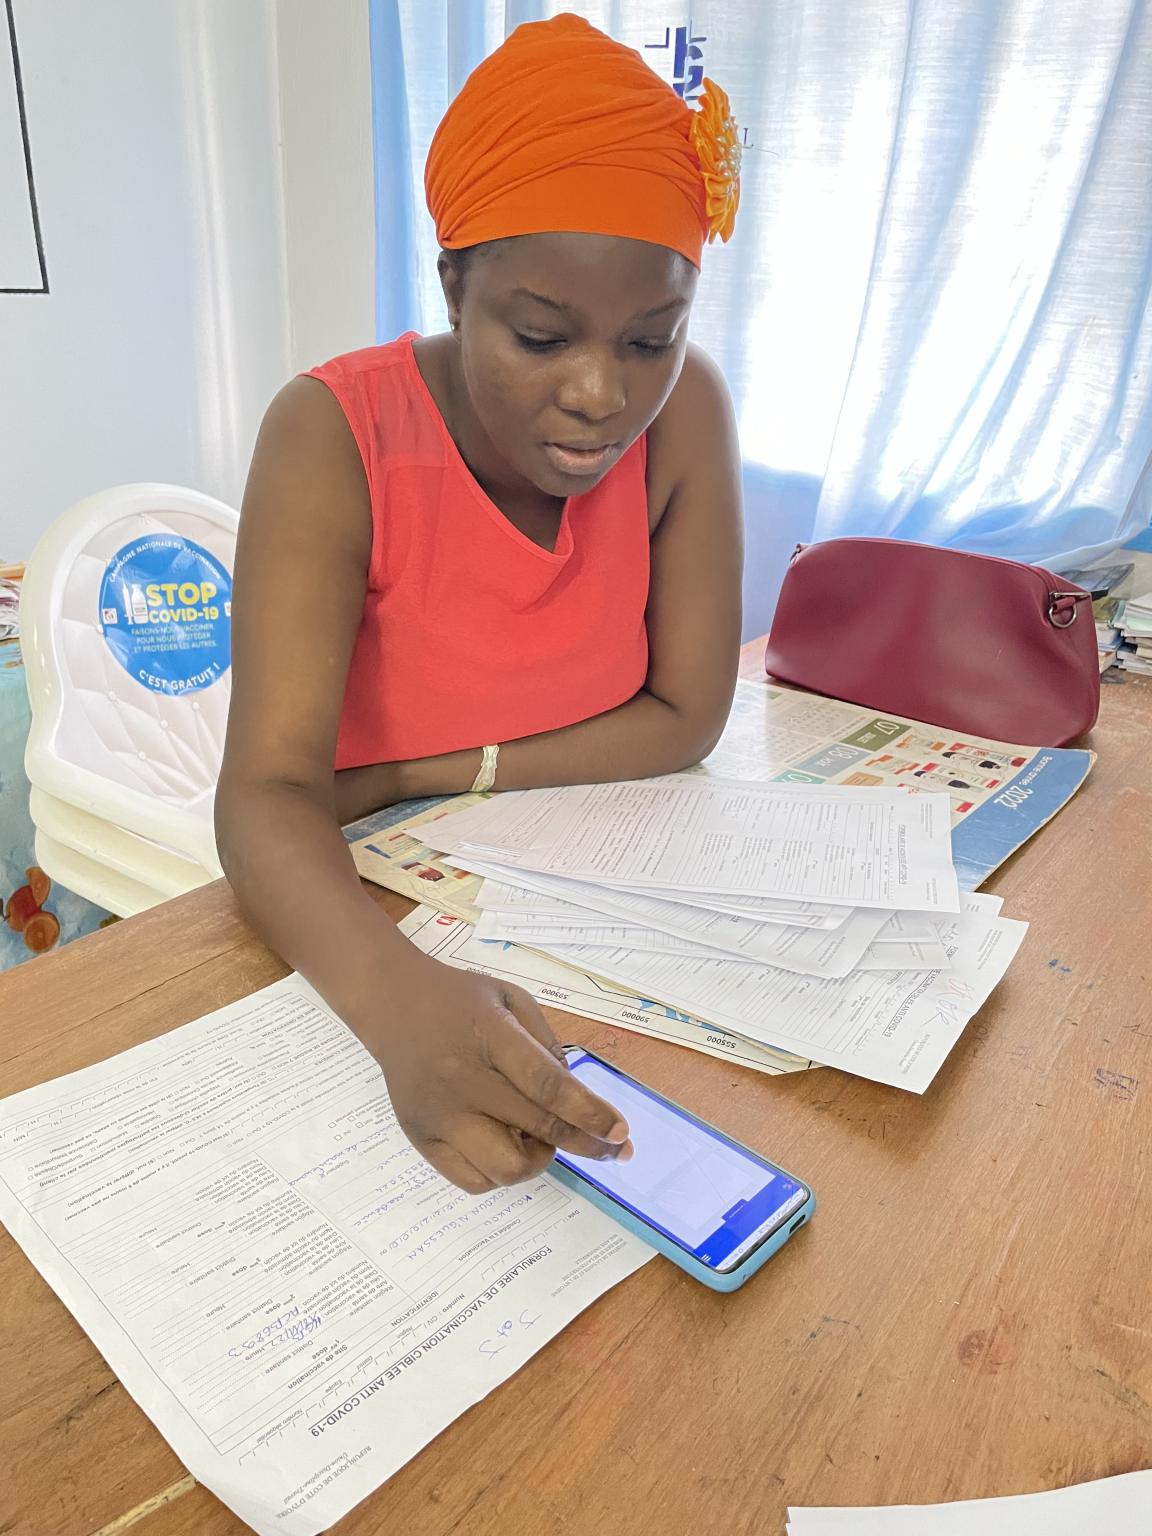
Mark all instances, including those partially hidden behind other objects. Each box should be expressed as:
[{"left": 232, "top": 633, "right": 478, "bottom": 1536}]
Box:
[
  {"left": 398, "top": 904, "right": 813, "bottom": 1078},
  {"left": 0, "top": 977, "right": 650, "bottom": 1534},
  {"left": 352, "top": 807, "right": 817, "bottom": 1075},
  {"left": 507, "top": 892, "right": 1025, "bottom": 1095}
]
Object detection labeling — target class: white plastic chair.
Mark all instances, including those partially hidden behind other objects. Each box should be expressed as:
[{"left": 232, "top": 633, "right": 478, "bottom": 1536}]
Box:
[
  {"left": 22, "top": 484, "right": 238, "bottom": 908},
  {"left": 29, "top": 788, "right": 217, "bottom": 904},
  {"left": 31, "top": 831, "right": 163, "bottom": 920}
]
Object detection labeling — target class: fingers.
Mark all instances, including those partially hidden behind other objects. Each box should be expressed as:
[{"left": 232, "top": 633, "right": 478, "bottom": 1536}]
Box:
[
  {"left": 502, "top": 983, "right": 564, "bottom": 1055},
  {"left": 397, "top": 974, "right": 633, "bottom": 1194},
  {"left": 488, "top": 992, "right": 629, "bottom": 1146},
  {"left": 436, "top": 1119, "right": 557, "bottom": 1189},
  {"left": 477, "top": 1072, "right": 634, "bottom": 1162},
  {"left": 419, "top": 1138, "right": 496, "bottom": 1196}
]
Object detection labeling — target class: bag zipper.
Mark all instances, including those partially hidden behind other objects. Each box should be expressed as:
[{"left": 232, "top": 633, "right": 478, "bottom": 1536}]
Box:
[{"left": 791, "top": 538, "right": 1092, "bottom": 627}]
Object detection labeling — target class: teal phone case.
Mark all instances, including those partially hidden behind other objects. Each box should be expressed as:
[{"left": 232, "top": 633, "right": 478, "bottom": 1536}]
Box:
[{"left": 548, "top": 1054, "right": 815, "bottom": 1293}]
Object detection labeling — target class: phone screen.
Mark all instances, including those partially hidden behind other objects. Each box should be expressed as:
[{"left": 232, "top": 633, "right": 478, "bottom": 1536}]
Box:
[{"left": 554, "top": 1050, "right": 809, "bottom": 1273}]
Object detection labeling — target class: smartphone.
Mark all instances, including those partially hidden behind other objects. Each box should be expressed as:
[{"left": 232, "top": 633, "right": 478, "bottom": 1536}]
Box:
[{"left": 550, "top": 1047, "right": 814, "bottom": 1292}]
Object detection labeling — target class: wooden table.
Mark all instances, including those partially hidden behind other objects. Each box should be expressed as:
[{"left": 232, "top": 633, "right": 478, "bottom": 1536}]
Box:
[{"left": 3, "top": 653, "right": 1151, "bottom": 1536}]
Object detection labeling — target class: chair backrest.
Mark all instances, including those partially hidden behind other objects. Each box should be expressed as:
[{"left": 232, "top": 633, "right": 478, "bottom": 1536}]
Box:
[
  {"left": 32, "top": 829, "right": 161, "bottom": 920},
  {"left": 22, "top": 484, "right": 238, "bottom": 870},
  {"left": 29, "top": 786, "right": 216, "bottom": 901}
]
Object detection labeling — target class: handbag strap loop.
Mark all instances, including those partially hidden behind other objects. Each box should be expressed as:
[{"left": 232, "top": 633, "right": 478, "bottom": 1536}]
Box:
[{"left": 1047, "top": 591, "right": 1089, "bottom": 629}]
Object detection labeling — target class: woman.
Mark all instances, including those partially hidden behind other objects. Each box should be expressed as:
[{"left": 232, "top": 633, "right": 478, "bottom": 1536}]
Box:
[{"left": 216, "top": 15, "right": 744, "bottom": 1196}]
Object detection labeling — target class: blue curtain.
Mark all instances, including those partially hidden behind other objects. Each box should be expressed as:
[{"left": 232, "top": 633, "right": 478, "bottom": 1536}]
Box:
[{"left": 370, "top": 0, "right": 1152, "bottom": 636}]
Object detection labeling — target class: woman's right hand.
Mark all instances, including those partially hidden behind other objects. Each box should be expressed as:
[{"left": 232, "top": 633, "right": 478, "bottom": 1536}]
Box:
[{"left": 365, "top": 953, "right": 634, "bottom": 1193}]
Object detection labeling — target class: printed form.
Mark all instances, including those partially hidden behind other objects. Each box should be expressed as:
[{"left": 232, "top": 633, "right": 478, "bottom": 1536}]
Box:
[
  {"left": 422, "top": 778, "right": 960, "bottom": 912},
  {"left": 513, "top": 896, "right": 1026, "bottom": 1093},
  {"left": 397, "top": 907, "right": 814, "bottom": 1078},
  {"left": 473, "top": 870, "right": 848, "bottom": 929},
  {"left": 469, "top": 873, "right": 901, "bottom": 978},
  {"left": 0, "top": 979, "right": 650, "bottom": 1535},
  {"left": 475, "top": 907, "right": 950, "bottom": 975}
]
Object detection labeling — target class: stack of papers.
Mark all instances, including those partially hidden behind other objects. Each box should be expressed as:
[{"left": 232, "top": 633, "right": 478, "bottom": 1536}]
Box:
[
  {"left": 349, "top": 793, "right": 819, "bottom": 1079},
  {"left": 419, "top": 778, "right": 1028, "bottom": 1093},
  {"left": 787, "top": 1468, "right": 1151, "bottom": 1532},
  {"left": 397, "top": 906, "right": 816, "bottom": 1078},
  {"left": 1096, "top": 599, "right": 1123, "bottom": 672},
  {"left": 352, "top": 680, "right": 1087, "bottom": 1079},
  {"left": 1115, "top": 593, "right": 1152, "bottom": 676},
  {"left": 1067, "top": 561, "right": 1134, "bottom": 672}
]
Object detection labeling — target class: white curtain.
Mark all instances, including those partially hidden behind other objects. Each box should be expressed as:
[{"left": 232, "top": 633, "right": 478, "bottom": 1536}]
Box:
[{"left": 371, "top": 1, "right": 1152, "bottom": 636}]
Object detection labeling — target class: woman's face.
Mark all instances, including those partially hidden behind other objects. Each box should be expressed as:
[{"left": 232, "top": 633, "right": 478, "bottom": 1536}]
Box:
[{"left": 442, "top": 233, "right": 698, "bottom": 499}]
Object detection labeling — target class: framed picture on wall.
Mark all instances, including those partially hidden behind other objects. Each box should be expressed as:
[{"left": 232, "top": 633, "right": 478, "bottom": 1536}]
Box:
[{"left": 1, "top": 0, "right": 47, "bottom": 293}]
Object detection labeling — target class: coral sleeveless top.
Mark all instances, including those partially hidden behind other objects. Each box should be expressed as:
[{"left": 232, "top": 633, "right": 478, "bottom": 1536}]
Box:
[{"left": 305, "top": 336, "right": 650, "bottom": 771}]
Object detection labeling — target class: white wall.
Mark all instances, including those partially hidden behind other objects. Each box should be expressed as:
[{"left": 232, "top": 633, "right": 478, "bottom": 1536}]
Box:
[
  {"left": 0, "top": 0, "right": 294, "bottom": 561},
  {"left": 274, "top": 0, "right": 376, "bottom": 373}
]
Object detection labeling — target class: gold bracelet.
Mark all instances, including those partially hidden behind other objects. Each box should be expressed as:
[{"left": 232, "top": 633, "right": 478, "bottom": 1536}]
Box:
[{"left": 470, "top": 743, "right": 500, "bottom": 794}]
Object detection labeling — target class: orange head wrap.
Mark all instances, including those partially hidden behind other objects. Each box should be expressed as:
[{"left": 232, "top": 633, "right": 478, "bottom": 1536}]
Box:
[{"left": 425, "top": 13, "right": 740, "bottom": 270}]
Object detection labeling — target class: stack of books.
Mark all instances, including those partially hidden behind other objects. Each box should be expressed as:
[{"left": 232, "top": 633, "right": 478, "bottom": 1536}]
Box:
[
  {"left": 1062, "top": 562, "right": 1134, "bottom": 674},
  {"left": 1095, "top": 596, "right": 1124, "bottom": 672},
  {"left": 1115, "top": 592, "right": 1152, "bottom": 676}
]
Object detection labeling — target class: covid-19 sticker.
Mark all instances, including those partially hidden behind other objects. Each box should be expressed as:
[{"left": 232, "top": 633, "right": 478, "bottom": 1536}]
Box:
[{"left": 99, "top": 535, "right": 232, "bottom": 695}]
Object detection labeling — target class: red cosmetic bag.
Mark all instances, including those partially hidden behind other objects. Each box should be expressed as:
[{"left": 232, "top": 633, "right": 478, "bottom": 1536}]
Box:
[{"left": 763, "top": 538, "right": 1100, "bottom": 746}]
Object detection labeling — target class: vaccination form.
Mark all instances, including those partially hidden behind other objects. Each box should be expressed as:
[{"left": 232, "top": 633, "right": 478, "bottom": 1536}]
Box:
[{"left": 0, "top": 976, "right": 650, "bottom": 1536}]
